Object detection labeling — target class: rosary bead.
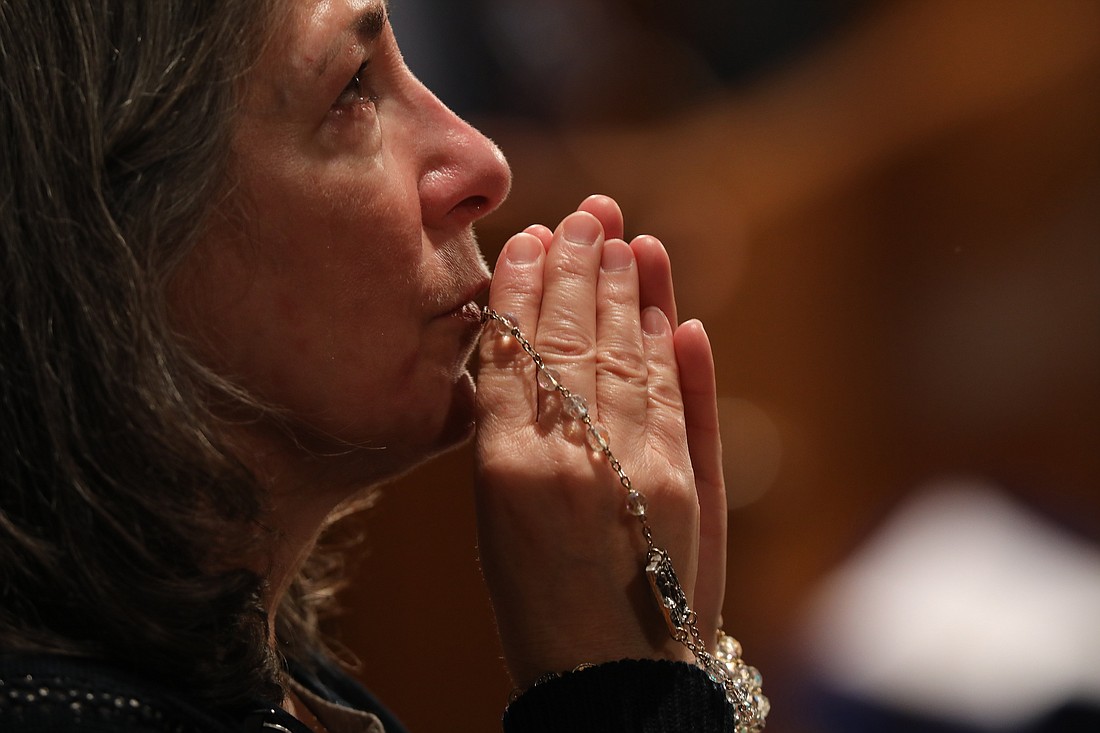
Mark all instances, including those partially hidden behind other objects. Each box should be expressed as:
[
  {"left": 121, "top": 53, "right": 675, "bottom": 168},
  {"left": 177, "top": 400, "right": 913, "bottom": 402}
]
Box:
[
  {"left": 564, "top": 394, "right": 588, "bottom": 420},
  {"left": 706, "top": 658, "right": 729, "bottom": 685},
  {"left": 482, "top": 303, "right": 767, "bottom": 732},
  {"left": 717, "top": 632, "right": 743, "bottom": 661},
  {"left": 586, "top": 423, "right": 610, "bottom": 452},
  {"left": 536, "top": 366, "right": 561, "bottom": 391},
  {"left": 732, "top": 663, "right": 763, "bottom": 690}
]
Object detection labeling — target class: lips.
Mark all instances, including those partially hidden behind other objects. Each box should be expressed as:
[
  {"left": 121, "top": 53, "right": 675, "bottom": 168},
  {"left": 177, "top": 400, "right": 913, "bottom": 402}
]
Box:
[
  {"left": 450, "top": 301, "right": 483, "bottom": 321},
  {"left": 437, "top": 277, "right": 490, "bottom": 320}
]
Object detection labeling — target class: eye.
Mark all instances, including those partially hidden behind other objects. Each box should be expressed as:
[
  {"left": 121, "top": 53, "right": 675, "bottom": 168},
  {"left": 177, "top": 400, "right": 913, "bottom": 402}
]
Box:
[{"left": 335, "top": 61, "right": 376, "bottom": 108}]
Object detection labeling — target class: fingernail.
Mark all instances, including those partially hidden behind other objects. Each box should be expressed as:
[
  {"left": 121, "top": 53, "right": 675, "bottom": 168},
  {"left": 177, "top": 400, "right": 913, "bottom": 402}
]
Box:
[
  {"left": 562, "top": 212, "right": 601, "bottom": 246},
  {"left": 601, "top": 240, "right": 633, "bottom": 271},
  {"left": 642, "top": 306, "right": 670, "bottom": 336},
  {"left": 684, "top": 318, "right": 706, "bottom": 337},
  {"left": 505, "top": 234, "right": 542, "bottom": 264}
]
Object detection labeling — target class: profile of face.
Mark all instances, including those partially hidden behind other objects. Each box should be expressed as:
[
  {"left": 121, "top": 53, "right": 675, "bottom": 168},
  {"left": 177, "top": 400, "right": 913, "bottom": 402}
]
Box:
[{"left": 170, "top": 0, "right": 511, "bottom": 485}]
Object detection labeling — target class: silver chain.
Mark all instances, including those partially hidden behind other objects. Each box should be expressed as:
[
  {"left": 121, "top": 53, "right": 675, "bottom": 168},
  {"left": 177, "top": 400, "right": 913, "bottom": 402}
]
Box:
[{"left": 481, "top": 307, "right": 769, "bottom": 732}]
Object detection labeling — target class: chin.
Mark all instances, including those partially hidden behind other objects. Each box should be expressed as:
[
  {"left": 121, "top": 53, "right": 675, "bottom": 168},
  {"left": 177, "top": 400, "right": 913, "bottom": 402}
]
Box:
[
  {"left": 299, "top": 376, "right": 477, "bottom": 498},
  {"left": 388, "top": 368, "right": 478, "bottom": 458}
]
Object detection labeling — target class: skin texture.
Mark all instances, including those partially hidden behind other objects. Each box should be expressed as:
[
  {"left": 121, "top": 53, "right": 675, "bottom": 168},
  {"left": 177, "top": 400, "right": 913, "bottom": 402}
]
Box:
[
  {"left": 171, "top": 0, "right": 727, "bottom": 707},
  {"left": 168, "top": 0, "right": 510, "bottom": 628},
  {"left": 476, "top": 196, "right": 727, "bottom": 686},
  {"left": 172, "top": 1, "right": 509, "bottom": 487}
]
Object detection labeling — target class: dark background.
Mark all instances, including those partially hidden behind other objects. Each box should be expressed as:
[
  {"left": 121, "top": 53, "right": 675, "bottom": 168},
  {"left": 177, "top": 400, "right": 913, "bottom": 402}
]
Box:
[{"left": 329, "top": 2, "right": 1100, "bottom": 731}]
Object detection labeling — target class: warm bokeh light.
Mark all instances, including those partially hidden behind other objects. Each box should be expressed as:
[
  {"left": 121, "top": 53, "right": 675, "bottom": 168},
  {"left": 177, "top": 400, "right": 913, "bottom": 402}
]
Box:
[{"left": 338, "top": 2, "right": 1100, "bottom": 731}]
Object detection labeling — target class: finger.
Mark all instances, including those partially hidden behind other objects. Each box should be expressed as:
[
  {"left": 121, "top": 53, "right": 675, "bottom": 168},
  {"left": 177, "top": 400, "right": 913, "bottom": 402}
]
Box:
[
  {"left": 477, "top": 232, "right": 545, "bottom": 431},
  {"left": 674, "top": 320, "right": 726, "bottom": 647},
  {"left": 631, "top": 235, "right": 678, "bottom": 327},
  {"left": 640, "top": 306, "right": 687, "bottom": 463},
  {"left": 577, "top": 194, "right": 625, "bottom": 241},
  {"left": 535, "top": 211, "right": 605, "bottom": 430},
  {"left": 639, "top": 306, "right": 698, "bottom": 595},
  {"left": 524, "top": 224, "right": 553, "bottom": 250},
  {"left": 594, "top": 239, "right": 647, "bottom": 447}
]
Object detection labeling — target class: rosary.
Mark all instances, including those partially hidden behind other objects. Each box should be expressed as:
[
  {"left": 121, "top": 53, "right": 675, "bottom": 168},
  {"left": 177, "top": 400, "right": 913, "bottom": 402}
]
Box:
[{"left": 482, "top": 307, "right": 769, "bottom": 733}]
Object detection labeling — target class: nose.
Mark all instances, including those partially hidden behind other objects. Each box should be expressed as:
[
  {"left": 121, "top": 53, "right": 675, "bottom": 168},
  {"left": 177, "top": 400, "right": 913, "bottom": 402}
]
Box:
[{"left": 410, "top": 81, "right": 512, "bottom": 230}]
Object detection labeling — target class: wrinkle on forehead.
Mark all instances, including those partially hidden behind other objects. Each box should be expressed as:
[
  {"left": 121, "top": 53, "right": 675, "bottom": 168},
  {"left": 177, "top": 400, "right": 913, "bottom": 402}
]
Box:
[
  {"left": 296, "top": 0, "right": 389, "bottom": 77},
  {"left": 251, "top": 0, "right": 388, "bottom": 112}
]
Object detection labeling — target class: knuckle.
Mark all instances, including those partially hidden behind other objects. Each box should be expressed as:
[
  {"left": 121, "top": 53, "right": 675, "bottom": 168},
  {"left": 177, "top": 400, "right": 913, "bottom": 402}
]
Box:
[
  {"left": 551, "top": 257, "right": 595, "bottom": 281},
  {"left": 596, "top": 343, "right": 648, "bottom": 384},
  {"left": 537, "top": 327, "right": 596, "bottom": 360},
  {"left": 494, "top": 270, "right": 541, "bottom": 303},
  {"left": 600, "top": 277, "right": 637, "bottom": 306}
]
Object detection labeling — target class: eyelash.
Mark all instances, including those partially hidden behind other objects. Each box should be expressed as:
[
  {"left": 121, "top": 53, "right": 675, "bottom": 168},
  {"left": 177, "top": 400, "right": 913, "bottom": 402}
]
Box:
[{"left": 335, "top": 61, "right": 377, "bottom": 108}]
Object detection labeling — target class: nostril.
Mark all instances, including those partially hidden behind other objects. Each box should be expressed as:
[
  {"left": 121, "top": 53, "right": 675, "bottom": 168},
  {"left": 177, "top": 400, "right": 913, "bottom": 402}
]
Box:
[{"left": 456, "top": 194, "right": 489, "bottom": 218}]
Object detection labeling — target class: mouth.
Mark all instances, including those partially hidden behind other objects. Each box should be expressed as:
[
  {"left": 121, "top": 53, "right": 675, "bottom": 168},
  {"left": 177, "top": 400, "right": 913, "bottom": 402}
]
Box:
[{"left": 438, "top": 278, "right": 491, "bottom": 322}]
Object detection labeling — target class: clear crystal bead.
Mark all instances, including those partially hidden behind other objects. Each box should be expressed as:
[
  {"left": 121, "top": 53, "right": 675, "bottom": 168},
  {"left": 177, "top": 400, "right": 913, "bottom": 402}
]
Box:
[
  {"left": 564, "top": 394, "right": 588, "bottom": 420},
  {"left": 718, "top": 633, "right": 742, "bottom": 661},
  {"left": 705, "top": 658, "right": 728, "bottom": 685},
  {"left": 626, "top": 490, "right": 648, "bottom": 516},
  {"left": 746, "top": 666, "right": 762, "bottom": 689},
  {"left": 585, "top": 423, "right": 610, "bottom": 452},
  {"left": 536, "top": 366, "right": 561, "bottom": 391}
]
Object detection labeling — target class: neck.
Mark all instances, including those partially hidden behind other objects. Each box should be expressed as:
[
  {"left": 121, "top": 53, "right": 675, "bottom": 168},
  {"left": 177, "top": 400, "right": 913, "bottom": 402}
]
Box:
[
  {"left": 229, "top": 425, "right": 381, "bottom": 643},
  {"left": 224, "top": 412, "right": 431, "bottom": 646}
]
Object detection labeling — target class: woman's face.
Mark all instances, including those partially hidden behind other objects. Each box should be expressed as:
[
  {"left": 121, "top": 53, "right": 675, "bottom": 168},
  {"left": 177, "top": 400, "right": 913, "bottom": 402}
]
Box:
[{"left": 172, "top": 0, "right": 510, "bottom": 481}]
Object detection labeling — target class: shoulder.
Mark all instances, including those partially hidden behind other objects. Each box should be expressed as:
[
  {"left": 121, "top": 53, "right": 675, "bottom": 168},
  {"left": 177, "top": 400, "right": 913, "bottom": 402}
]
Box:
[
  {"left": 289, "top": 653, "right": 409, "bottom": 733},
  {"left": 0, "top": 653, "right": 240, "bottom": 732},
  {"left": 0, "top": 651, "right": 409, "bottom": 733}
]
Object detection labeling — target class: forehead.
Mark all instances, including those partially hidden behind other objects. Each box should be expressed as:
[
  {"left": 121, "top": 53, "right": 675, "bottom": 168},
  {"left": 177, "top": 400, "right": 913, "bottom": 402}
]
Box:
[
  {"left": 247, "top": 0, "right": 388, "bottom": 110},
  {"left": 282, "top": 0, "right": 387, "bottom": 73}
]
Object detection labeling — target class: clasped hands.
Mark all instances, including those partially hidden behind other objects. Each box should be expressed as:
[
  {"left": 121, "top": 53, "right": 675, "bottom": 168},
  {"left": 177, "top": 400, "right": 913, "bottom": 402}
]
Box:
[{"left": 475, "top": 195, "right": 727, "bottom": 688}]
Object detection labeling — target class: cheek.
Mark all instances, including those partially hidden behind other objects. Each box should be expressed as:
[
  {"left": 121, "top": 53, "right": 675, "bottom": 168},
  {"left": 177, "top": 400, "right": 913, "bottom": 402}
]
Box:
[
  {"left": 173, "top": 170, "right": 448, "bottom": 446},
  {"left": 175, "top": 244, "right": 428, "bottom": 445}
]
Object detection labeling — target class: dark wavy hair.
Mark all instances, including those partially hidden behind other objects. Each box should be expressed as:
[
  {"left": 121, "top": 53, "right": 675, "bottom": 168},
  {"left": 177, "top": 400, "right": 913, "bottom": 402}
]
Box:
[{"left": 0, "top": 0, "right": 332, "bottom": 710}]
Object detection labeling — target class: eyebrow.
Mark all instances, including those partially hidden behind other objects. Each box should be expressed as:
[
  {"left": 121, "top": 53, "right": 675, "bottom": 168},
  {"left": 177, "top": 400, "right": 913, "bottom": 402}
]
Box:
[
  {"left": 310, "top": 0, "right": 390, "bottom": 77},
  {"left": 354, "top": 1, "right": 389, "bottom": 43}
]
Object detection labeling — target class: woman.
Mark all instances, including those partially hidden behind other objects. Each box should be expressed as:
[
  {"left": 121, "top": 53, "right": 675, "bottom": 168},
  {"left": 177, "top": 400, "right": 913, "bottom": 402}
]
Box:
[{"left": 0, "top": 0, "right": 761, "bottom": 730}]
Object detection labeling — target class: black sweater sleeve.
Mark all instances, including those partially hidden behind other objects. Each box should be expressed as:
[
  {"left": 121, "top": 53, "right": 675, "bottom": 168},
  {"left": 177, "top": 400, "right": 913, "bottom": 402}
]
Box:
[{"left": 502, "top": 659, "right": 735, "bottom": 733}]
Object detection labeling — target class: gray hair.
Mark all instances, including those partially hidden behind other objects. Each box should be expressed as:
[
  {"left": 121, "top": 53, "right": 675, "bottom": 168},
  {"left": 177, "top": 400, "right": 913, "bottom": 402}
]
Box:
[{"left": 0, "top": 0, "right": 310, "bottom": 707}]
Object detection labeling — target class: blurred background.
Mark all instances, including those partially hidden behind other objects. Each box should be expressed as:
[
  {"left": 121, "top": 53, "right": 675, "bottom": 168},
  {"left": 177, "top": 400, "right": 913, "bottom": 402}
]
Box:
[{"left": 332, "top": 1, "right": 1100, "bottom": 731}]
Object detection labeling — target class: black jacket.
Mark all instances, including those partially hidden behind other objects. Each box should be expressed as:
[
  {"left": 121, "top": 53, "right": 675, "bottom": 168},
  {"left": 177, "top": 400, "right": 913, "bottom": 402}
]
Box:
[{"left": 0, "top": 653, "right": 734, "bottom": 732}]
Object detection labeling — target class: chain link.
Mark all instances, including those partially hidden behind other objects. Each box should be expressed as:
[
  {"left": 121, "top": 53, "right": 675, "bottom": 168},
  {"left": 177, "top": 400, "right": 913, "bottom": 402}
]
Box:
[{"left": 481, "top": 307, "right": 768, "bottom": 731}]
